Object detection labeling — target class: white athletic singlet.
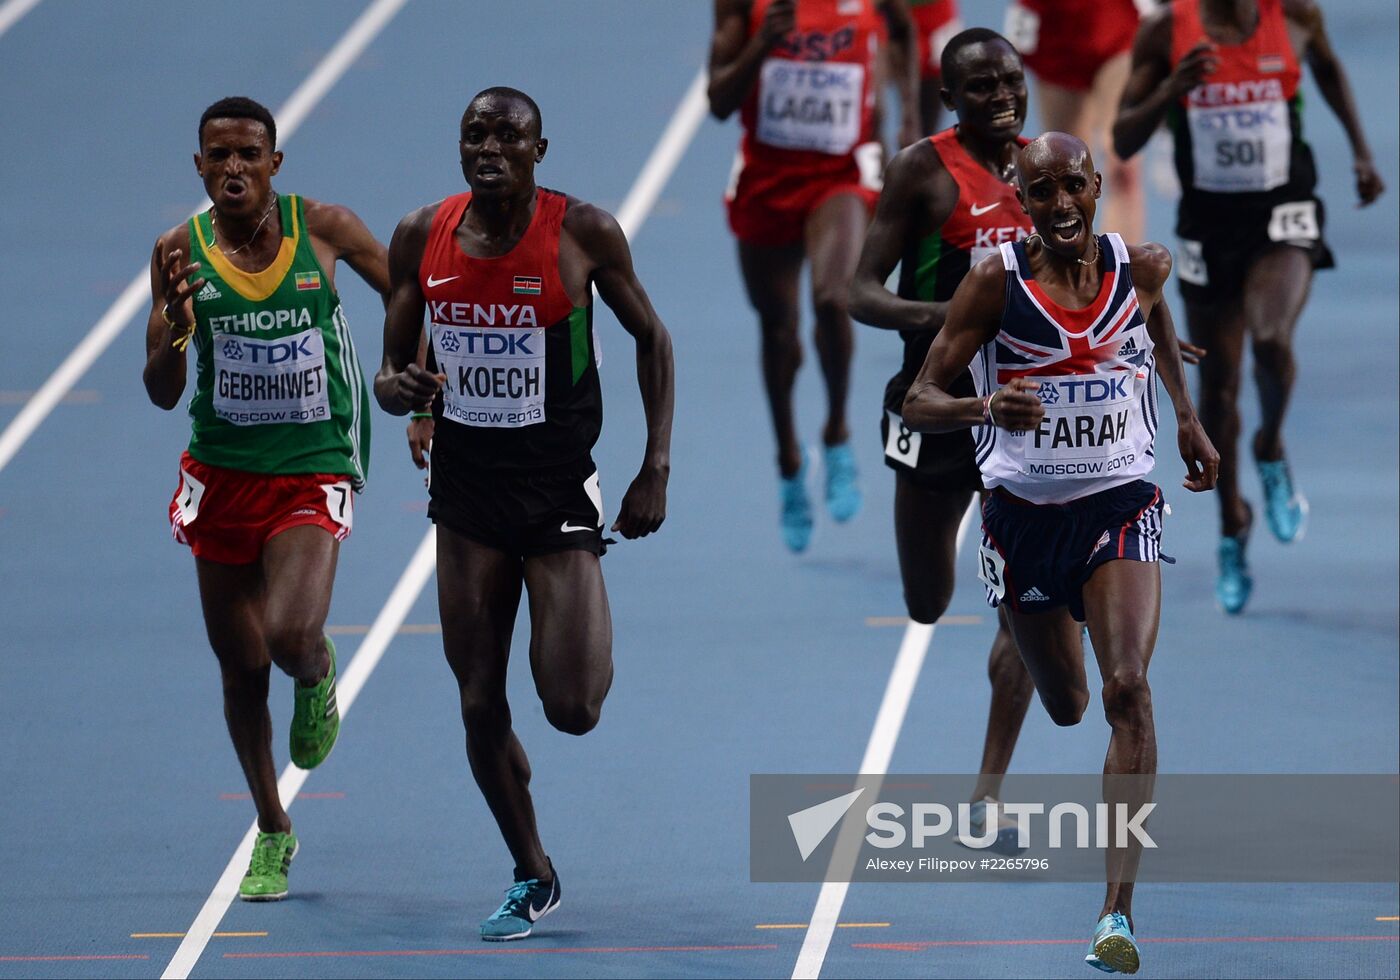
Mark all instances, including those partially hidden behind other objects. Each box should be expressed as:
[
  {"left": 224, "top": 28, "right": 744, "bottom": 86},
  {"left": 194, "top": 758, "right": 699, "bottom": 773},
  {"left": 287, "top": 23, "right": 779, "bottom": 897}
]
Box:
[{"left": 971, "top": 233, "right": 1159, "bottom": 504}]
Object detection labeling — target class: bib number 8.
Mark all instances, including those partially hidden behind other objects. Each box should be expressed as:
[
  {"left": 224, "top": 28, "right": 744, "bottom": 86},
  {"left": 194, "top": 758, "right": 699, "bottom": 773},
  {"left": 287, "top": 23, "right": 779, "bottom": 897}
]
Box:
[{"left": 884, "top": 410, "right": 922, "bottom": 468}]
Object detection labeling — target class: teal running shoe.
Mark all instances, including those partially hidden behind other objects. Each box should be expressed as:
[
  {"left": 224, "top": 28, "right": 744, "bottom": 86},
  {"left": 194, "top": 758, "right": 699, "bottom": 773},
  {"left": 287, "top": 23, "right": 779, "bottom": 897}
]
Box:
[
  {"left": 956, "top": 797, "right": 1027, "bottom": 856},
  {"left": 1216, "top": 533, "right": 1253, "bottom": 615},
  {"left": 290, "top": 635, "right": 339, "bottom": 770},
  {"left": 1256, "top": 457, "right": 1308, "bottom": 543},
  {"left": 481, "top": 865, "right": 561, "bottom": 942},
  {"left": 823, "top": 442, "right": 862, "bottom": 523},
  {"left": 1085, "top": 911, "right": 1140, "bottom": 974},
  {"left": 779, "top": 462, "right": 814, "bottom": 553},
  {"left": 239, "top": 830, "right": 298, "bottom": 902}
]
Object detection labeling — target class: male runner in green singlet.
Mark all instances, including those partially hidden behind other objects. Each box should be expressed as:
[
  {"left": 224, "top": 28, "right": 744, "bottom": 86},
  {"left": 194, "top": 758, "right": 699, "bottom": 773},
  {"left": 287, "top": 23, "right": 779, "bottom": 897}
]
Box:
[
  {"left": 143, "top": 97, "right": 388, "bottom": 901},
  {"left": 376, "top": 87, "right": 675, "bottom": 942}
]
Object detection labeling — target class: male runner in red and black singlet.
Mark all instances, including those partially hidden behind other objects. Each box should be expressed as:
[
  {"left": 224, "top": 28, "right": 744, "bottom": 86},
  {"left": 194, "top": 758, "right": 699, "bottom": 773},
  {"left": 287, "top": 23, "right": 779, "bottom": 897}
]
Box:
[
  {"left": 375, "top": 87, "right": 674, "bottom": 943},
  {"left": 144, "top": 97, "right": 388, "bottom": 901},
  {"left": 708, "top": 0, "right": 918, "bottom": 552},
  {"left": 905, "top": 132, "right": 1217, "bottom": 975},
  {"left": 1114, "top": 0, "right": 1384, "bottom": 613},
  {"left": 850, "top": 28, "right": 1034, "bottom": 852}
]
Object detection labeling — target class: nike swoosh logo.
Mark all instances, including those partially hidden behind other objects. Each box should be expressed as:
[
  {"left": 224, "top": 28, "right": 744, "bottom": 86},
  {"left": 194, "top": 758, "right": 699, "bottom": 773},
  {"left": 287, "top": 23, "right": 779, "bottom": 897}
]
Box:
[
  {"left": 969, "top": 202, "right": 1000, "bottom": 216},
  {"left": 426, "top": 274, "right": 460, "bottom": 287},
  {"left": 560, "top": 522, "right": 596, "bottom": 533},
  {"left": 528, "top": 901, "right": 547, "bottom": 921}
]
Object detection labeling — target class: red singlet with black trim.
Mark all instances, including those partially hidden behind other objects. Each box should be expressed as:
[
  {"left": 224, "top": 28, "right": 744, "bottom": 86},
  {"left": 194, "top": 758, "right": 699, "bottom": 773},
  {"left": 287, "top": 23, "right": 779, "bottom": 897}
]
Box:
[{"left": 421, "top": 188, "right": 600, "bottom": 471}]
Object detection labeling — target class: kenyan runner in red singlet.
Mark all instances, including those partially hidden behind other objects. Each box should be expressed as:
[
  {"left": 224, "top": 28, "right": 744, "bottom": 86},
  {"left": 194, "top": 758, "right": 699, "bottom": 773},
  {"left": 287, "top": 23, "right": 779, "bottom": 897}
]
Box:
[
  {"left": 851, "top": 27, "right": 1034, "bottom": 858},
  {"left": 708, "top": 0, "right": 919, "bottom": 553},
  {"left": 1114, "top": 0, "right": 1385, "bottom": 613},
  {"left": 376, "top": 87, "right": 675, "bottom": 943}
]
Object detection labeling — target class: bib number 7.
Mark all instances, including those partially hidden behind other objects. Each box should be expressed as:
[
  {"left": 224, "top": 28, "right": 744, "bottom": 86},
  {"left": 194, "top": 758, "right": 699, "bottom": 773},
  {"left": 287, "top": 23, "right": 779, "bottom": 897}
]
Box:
[{"left": 322, "top": 481, "right": 353, "bottom": 531}]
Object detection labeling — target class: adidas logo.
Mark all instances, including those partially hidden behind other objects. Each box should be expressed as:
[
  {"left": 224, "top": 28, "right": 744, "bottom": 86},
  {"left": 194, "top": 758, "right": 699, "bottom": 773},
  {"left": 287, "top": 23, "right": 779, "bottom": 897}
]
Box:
[
  {"left": 197, "top": 281, "right": 222, "bottom": 301},
  {"left": 1019, "top": 587, "right": 1049, "bottom": 603},
  {"left": 1117, "top": 338, "right": 1138, "bottom": 357}
]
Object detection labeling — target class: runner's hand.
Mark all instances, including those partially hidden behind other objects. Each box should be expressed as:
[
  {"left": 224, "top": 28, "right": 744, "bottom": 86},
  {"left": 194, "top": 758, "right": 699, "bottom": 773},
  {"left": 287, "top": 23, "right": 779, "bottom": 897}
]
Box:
[
  {"left": 160, "top": 248, "right": 204, "bottom": 327},
  {"left": 990, "top": 377, "right": 1044, "bottom": 431},
  {"left": 1354, "top": 157, "right": 1385, "bottom": 207},
  {"left": 392, "top": 364, "right": 445, "bottom": 413},
  {"left": 406, "top": 416, "right": 433, "bottom": 472},
  {"left": 611, "top": 464, "right": 667, "bottom": 539},
  {"left": 1177, "top": 415, "right": 1219, "bottom": 492},
  {"left": 759, "top": 0, "right": 796, "bottom": 45},
  {"left": 1178, "top": 339, "right": 1206, "bottom": 365},
  {"left": 1167, "top": 41, "right": 1218, "bottom": 98}
]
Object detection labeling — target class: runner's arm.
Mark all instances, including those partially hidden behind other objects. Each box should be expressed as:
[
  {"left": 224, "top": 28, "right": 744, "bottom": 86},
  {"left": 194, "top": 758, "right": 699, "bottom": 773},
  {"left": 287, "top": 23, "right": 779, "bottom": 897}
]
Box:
[
  {"left": 574, "top": 204, "right": 674, "bottom": 539},
  {"left": 1289, "top": 0, "right": 1385, "bottom": 205},
  {"left": 1112, "top": 11, "right": 1218, "bottom": 160},
  {"left": 849, "top": 143, "right": 955, "bottom": 333},
  {"left": 876, "top": 0, "right": 921, "bottom": 148},
  {"left": 708, "top": 0, "right": 793, "bottom": 119},
  {"left": 142, "top": 230, "right": 202, "bottom": 411},
  {"left": 374, "top": 208, "right": 443, "bottom": 416},
  {"left": 1134, "top": 244, "right": 1219, "bottom": 492},
  {"left": 304, "top": 199, "right": 391, "bottom": 304},
  {"left": 903, "top": 257, "right": 1037, "bottom": 434}
]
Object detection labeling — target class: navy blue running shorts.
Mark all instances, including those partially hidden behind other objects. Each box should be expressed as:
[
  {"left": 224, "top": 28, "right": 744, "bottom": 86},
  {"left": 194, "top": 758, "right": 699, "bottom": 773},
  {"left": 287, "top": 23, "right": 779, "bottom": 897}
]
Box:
[{"left": 977, "top": 480, "right": 1167, "bottom": 622}]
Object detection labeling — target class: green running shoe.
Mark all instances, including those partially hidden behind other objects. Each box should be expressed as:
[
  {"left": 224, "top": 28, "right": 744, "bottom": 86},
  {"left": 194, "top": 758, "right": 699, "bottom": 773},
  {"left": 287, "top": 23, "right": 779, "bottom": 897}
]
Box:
[
  {"left": 239, "top": 830, "right": 298, "bottom": 901},
  {"left": 290, "top": 635, "right": 339, "bottom": 770}
]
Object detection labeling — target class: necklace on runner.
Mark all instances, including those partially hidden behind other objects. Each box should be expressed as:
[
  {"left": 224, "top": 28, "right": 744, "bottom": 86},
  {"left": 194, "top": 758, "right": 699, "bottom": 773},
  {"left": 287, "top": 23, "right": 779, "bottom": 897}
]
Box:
[
  {"left": 1028, "top": 232, "right": 1099, "bottom": 267},
  {"left": 211, "top": 197, "right": 277, "bottom": 256}
]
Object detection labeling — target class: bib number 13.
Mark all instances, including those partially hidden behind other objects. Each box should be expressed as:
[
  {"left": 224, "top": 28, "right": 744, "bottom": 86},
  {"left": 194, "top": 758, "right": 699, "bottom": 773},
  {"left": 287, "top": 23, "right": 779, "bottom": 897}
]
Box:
[{"left": 977, "top": 540, "right": 1007, "bottom": 600}]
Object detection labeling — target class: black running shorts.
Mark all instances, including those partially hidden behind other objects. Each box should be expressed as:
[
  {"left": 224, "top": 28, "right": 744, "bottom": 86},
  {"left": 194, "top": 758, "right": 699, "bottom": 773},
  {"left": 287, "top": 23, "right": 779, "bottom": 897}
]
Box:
[
  {"left": 978, "top": 480, "right": 1167, "bottom": 622},
  {"left": 1175, "top": 194, "right": 1334, "bottom": 305},
  {"left": 428, "top": 449, "right": 605, "bottom": 558},
  {"left": 880, "top": 372, "right": 985, "bottom": 493}
]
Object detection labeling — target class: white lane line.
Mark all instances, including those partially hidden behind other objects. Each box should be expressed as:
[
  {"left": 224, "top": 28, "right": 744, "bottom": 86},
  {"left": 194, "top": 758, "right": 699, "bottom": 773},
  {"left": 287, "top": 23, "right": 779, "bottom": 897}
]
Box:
[
  {"left": 792, "top": 502, "right": 978, "bottom": 980},
  {"left": 158, "top": 65, "right": 710, "bottom": 980},
  {"left": 159, "top": 531, "right": 437, "bottom": 980},
  {"left": 0, "top": 0, "right": 409, "bottom": 478},
  {"left": 0, "top": 0, "right": 42, "bottom": 40}
]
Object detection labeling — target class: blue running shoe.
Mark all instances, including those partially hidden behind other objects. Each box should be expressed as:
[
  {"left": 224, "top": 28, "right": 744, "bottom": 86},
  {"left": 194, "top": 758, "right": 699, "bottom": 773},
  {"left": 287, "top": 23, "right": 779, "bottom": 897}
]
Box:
[
  {"left": 481, "top": 865, "right": 561, "bottom": 942},
  {"left": 823, "top": 442, "right": 862, "bottom": 523},
  {"left": 780, "top": 462, "right": 814, "bottom": 553},
  {"left": 1085, "top": 912, "right": 1140, "bottom": 974},
  {"left": 955, "top": 797, "right": 1027, "bottom": 856},
  {"left": 1256, "top": 457, "right": 1308, "bottom": 543},
  {"left": 1216, "top": 533, "right": 1253, "bottom": 615}
]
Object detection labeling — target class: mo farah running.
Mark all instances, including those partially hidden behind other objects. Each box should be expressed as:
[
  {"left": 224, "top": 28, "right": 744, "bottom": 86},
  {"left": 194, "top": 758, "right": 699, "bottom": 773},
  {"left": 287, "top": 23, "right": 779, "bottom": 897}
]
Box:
[
  {"left": 1113, "top": 0, "right": 1385, "bottom": 613},
  {"left": 143, "top": 97, "right": 386, "bottom": 901},
  {"left": 904, "top": 133, "right": 1218, "bottom": 975},
  {"left": 375, "top": 87, "right": 674, "bottom": 943},
  {"left": 850, "top": 27, "right": 1036, "bottom": 851}
]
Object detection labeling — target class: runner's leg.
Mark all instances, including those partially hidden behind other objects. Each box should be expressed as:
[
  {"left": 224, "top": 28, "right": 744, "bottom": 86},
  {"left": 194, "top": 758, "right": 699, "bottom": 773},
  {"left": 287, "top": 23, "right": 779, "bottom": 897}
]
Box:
[
  {"left": 738, "top": 240, "right": 806, "bottom": 478},
  {"left": 522, "top": 549, "right": 614, "bottom": 739},
  {"left": 195, "top": 557, "right": 286, "bottom": 834},
  {"left": 1184, "top": 295, "right": 1251, "bottom": 536},
  {"left": 972, "top": 606, "right": 1034, "bottom": 802},
  {"left": 436, "top": 527, "right": 544, "bottom": 879},
  {"left": 805, "top": 191, "right": 868, "bottom": 448},
  {"left": 261, "top": 525, "right": 337, "bottom": 684},
  {"left": 1242, "top": 246, "right": 1314, "bottom": 462}
]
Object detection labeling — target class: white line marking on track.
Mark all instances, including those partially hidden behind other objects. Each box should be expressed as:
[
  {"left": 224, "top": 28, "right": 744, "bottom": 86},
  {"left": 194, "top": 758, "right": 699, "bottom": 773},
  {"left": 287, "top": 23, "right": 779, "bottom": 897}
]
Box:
[
  {"left": 0, "top": 0, "right": 42, "bottom": 40},
  {"left": 158, "top": 63, "right": 710, "bottom": 980},
  {"left": 0, "top": 0, "right": 409, "bottom": 479},
  {"left": 792, "top": 502, "right": 978, "bottom": 980}
]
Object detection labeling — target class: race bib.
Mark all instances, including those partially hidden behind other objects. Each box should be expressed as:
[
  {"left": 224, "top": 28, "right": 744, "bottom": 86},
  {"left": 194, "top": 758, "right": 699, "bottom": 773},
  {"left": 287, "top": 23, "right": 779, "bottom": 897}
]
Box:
[
  {"left": 977, "top": 540, "right": 1007, "bottom": 600},
  {"left": 432, "top": 321, "right": 546, "bottom": 429},
  {"left": 212, "top": 327, "right": 330, "bottom": 426},
  {"left": 175, "top": 467, "right": 206, "bottom": 526},
  {"left": 1176, "top": 238, "right": 1208, "bottom": 286},
  {"left": 1021, "top": 373, "right": 1139, "bottom": 472},
  {"left": 1003, "top": 3, "right": 1040, "bottom": 54},
  {"left": 756, "top": 58, "right": 864, "bottom": 155},
  {"left": 1186, "top": 88, "right": 1291, "bottom": 193},
  {"left": 884, "top": 410, "right": 922, "bottom": 468},
  {"left": 322, "top": 481, "right": 353, "bottom": 531},
  {"left": 1267, "top": 200, "right": 1319, "bottom": 243}
]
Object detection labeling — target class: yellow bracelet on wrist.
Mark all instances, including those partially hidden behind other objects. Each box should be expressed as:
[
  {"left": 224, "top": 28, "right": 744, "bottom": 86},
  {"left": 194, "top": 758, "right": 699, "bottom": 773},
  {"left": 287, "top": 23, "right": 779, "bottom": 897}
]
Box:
[{"left": 162, "top": 305, "right": 195, "bottom": 352}]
